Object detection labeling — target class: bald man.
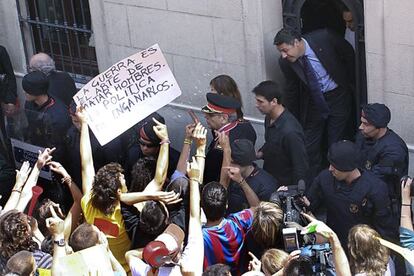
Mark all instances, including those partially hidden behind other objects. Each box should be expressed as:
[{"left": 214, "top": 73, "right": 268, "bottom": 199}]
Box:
[{"left": 29, "top": 53, "right": 77, "bottom": 106}]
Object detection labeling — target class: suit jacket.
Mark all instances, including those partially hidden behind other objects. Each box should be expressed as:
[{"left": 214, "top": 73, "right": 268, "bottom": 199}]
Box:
[{"left": 279, "top": 29, "right": 355, "bottom": 124}]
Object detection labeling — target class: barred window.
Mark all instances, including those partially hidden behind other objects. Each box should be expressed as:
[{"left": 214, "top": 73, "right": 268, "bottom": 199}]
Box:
[{"left": 17, "top": 0, "right": 98, "bottom": 84}]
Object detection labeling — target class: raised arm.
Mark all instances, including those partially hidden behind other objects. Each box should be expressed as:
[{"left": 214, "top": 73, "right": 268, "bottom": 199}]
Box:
[
  {"left": 218, "top": 131, "right": 231, "bottom": 188},
  {"left": 16, "top": 148, "right": 55, "bottom": 212},
  {"left": 401, "top": 177, "right": 413, "bottom": 231},
  {"left": 193, "top": 123, "right": 207, "bottom": 184},
  {"left": 181, "top": 157, "right": 203, "bottom": 275},
  {"left": 47, "top": 206, "right": 66, "bottom": 276},
  {"left": 226, "top": 166, "right": 260, "bottom": 208},
  {"left": 301, "top": 213, "right": 351, "bottom": 276},
  {"left": 48, "top": 161, "right": 83, "bottom": 241},
  {"left": 119, "top": 190, "right": 181, "bottom": 206},
  {"left": 143, "top": 118, "right": 170, "bottom": 192},
  {"left": 78, "top": 108, "right": 95, "bottom": 194},
  {"left": 2, "top": 161, "right": 31, "bottom": 213},
  {"left": 176, "top": 123, "right": 195, "bottom": 174}
]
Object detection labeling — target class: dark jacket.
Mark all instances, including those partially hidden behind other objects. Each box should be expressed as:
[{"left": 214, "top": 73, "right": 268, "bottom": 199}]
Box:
[
  {"left": 47, "top": 71, "right": 77, "bottom": 106},
  {"left": 0, "top": 46, "right": 17, "bottom": 104},
  {"left": 279, "top": 29, "right": 355, "bottom": 124},
  {"left": 262, "top": 109, "right": 309, "bottom": 186},
  {"left": 307, "top": 169, "right": 398, "bottom": 248}
]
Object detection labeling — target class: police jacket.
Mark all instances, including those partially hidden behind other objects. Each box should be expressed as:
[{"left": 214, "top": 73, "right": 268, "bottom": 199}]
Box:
[
  {"left": 307, "top": 169, "right": 398, "bottom": 248},
  {"left": 355, "top": 129, "right": 408, "bottom": 198}
]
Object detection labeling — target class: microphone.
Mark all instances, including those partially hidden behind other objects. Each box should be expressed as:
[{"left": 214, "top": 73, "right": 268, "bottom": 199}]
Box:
[{"left": 297, "top": 179, "right": 306, "bottom": 197}]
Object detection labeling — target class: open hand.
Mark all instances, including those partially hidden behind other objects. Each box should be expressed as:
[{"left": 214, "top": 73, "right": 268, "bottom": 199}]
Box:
[
  {"left": 15, "top": 161, "right": 31, "bottom": 188},
  {"left": 192, "top": 123, "right": 207, "bottom": 148}
]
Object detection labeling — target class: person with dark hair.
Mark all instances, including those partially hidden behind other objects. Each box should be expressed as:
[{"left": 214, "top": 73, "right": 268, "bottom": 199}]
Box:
[
  {"left": 125, "top": 112, "right": 180, "bottom": 183},
  {"left": 274, "top": 27, "right": 355, "bottom": 181},
  {"left": 63, "top": 101, "right": 125, "bottom": 189},
  {"left": 355, "top": 103, "right": 408, "bottom": 217},
  {"left": 203, "top": 264, "right": 232, "bottom": 276},
  {"left": 22, "top": 71, "right": 71, "bottom": 162},
  {"left": 202, "top": 180, "right": 259, "bottom": 273},
  {"left": 221, "top": 137, "right": 279, "bottom": 214},
  {"left": 304, "top": 140, "right": 398, "bottom": 248},
  {"left": 202, "top": 93, "right": 256, "bottom": 184},
  {"left": 252, "top": 80, "right": 309, "bottom": 186},
  {"left": 0, "top": 210, "right": 52, "bottom": 274},
  {"left": 342, "top": 7, "right": 355, "bottom": 49},
  {"left": 129, "top": 157, "right": 156, "bottom": 192},
  {"left": 210, "top": 74, "right": 244, "bottom": 119},
  {"left": 6, "top": 251, "right": 36, "bottom": 276},
  {"left": 29, "top": 52, "right": 77, "bottom": 106},
  {"left": 0, "top": 45, "right": 18, "bottom": 117}
]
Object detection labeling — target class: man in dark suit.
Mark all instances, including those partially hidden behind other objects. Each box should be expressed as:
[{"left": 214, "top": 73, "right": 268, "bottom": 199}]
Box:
[{"left": 274, "top": 28, "right": 355, "bottom": 179}]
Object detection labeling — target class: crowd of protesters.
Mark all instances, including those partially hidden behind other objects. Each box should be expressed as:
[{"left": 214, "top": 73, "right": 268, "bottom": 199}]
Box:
[{"left": 0, "top": 24, "right": 413, "bottom": 276}]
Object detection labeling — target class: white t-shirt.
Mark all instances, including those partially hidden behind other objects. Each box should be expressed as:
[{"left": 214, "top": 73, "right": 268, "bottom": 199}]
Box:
[{"left": 130, "top": 258, "right": 182, "bottom": 276}]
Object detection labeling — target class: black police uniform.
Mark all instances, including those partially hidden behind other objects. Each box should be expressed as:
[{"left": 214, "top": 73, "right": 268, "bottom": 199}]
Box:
[
  {"left": 261, "top": 109, "right": 309, "bottom": 186},
  {"left": 204, "top": 121, "right": 256, "bottom": 184},
  {"left": 307, "top": 169, "right": 398, "bottom": 248},
  {"left": 355, "top": 130, "right": 408, "bottom": 209},
  {"left": 227, "top": 164, "right": 279, "bottom": 214},
  {"left": 203, "top": 93, "right": 257, "bottom": 184}
]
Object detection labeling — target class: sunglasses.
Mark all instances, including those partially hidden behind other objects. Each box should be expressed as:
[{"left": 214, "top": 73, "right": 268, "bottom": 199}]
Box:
[{"left": 138, "top": 139, "right": 158, "bottom": 148}]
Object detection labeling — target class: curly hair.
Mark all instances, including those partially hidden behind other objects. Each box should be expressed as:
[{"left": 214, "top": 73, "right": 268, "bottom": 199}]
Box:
[
  {"left": 130, "top": 157, "right": 156, "bottom": 192},
  {"left": 0, "top": 211, "right": 38, "bottom": 260},
  {"left": 33, "top": 198, "right": 65, "bottom": 236},
  {"left": 251, "top": 201, "right": 284, "bottom": 249},
  {"left": 91, "top": 162, "right": 124, "bottom": 215},
  {"left": 348, "top": 224, "right": 389, "bottom": 275}
]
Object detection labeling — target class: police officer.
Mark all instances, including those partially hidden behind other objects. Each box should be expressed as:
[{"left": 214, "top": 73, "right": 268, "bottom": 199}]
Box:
[
  {"left": 304, "top": 140, "right": 398, "bottom": 249},
  {"left": 223, "top": 139, "right": 279, "bottom": 214},
  {"left": 22, "top": 71, "right": 71, "bottom": 162},
  {"left": 202, "top": 93, "right": 256, "bottom": 184},
  {"left": 355, "top": 103, "right": 408, "bottom": 216}
]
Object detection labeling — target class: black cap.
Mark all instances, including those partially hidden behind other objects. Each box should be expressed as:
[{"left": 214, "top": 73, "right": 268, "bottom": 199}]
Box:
[
  {"left": 139, "top": 113, "right": 166, "bottom": 145},
  {"left": 201, "top": 93, "right": 240, "bottom": 114},
  {"left": 327, "top": 140, "right": 359, "bottom": 172},
  {"left": 231, "top": 139, "right": 256, "bottom": 166},
  {"left": 361, "top": 103, "right": 391, "bottom": 128},
  {"left": 22, "top": 71, "right": 49, "bottom": 96}
]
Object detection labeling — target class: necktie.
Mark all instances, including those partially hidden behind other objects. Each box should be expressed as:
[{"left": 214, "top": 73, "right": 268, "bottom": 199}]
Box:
[{"left": 301, "top": 55, "right": 330, "bottom": 119}]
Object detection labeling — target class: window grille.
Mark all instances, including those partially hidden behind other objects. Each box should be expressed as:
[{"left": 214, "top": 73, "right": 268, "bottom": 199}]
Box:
[{"left": 16, "top": 0, "right": 98, "bottom": 84}]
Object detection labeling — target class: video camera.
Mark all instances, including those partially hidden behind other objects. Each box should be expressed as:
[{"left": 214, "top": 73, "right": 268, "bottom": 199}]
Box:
[
  {"left": 271, "top": 180, "right": 335, "bottom": 275},
  {"left": 269, "top": 179, "right": 307, "bottom": 225}
]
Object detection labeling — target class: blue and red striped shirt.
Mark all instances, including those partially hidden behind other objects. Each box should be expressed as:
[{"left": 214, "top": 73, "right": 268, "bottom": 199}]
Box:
[{"left": 202, "top": 209, "right": 253, "bottom": 273}]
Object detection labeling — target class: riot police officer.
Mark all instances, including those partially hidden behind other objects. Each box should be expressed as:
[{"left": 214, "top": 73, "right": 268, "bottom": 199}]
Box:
[
  {"left": 355, "top": 103, "right": 408, "bottom": 216},
  {"left": 304, "top": 140, "right": 398, "bottom": 249}
]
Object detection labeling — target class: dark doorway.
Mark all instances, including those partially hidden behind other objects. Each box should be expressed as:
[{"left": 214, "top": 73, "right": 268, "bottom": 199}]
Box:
[{"left": 281, "top": 0, "right": 367, "bottom": 121}]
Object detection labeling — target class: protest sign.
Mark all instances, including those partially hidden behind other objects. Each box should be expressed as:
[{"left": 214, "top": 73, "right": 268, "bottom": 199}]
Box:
[
  {"left": 10, "top": 138, "right": 52, "bottom": 180},
  {"left": 74, "top": 44, "right": 182, "bottom": 145}
]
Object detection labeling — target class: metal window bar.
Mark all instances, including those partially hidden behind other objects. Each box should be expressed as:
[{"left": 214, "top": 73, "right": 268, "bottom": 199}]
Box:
[{"left": 16, "top": 0, "right": 98, "bottom": 84}]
